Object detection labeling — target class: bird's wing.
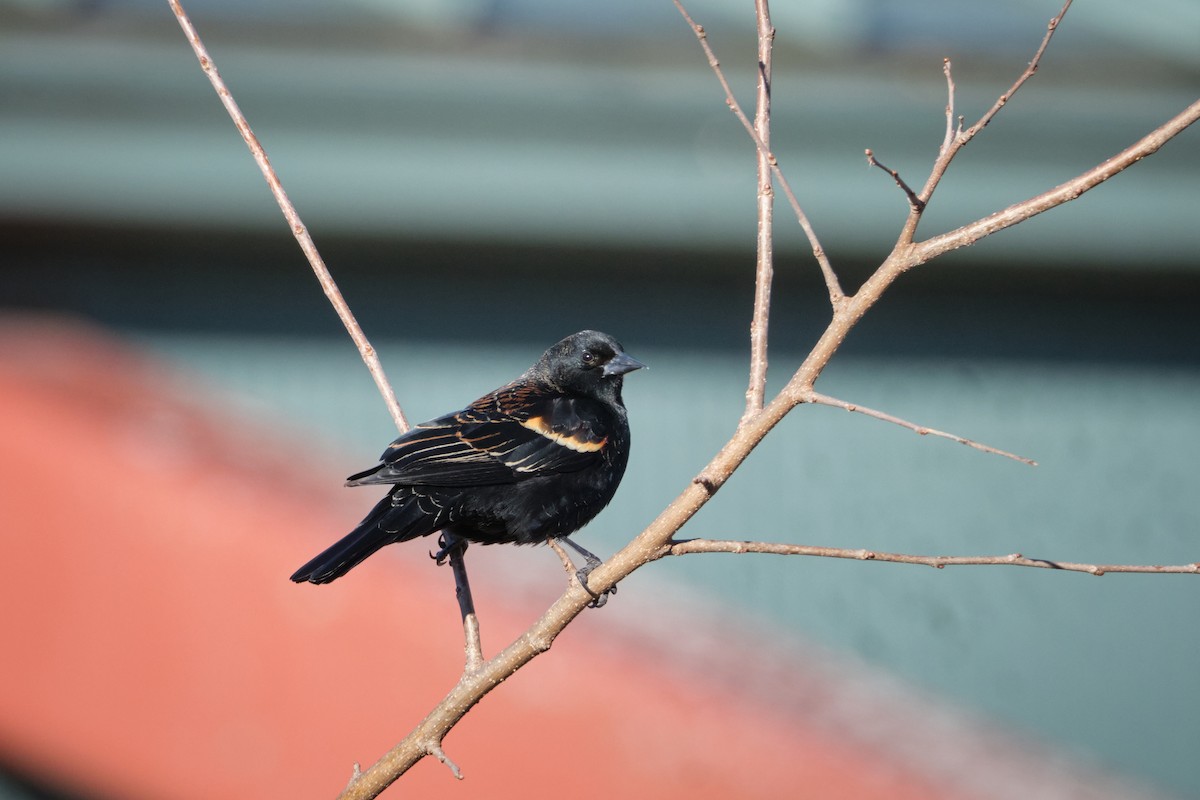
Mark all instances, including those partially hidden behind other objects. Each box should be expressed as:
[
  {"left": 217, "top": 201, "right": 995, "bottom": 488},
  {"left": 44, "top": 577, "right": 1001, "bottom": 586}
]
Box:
[{"left": 346, "top": 387, "right": 610, "bottom": 487}]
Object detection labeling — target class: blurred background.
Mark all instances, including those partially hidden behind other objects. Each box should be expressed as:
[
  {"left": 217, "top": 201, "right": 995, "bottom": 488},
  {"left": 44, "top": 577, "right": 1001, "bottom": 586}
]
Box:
[{"left": 2, "top": 0, "right": 1198, "bottom": 798}]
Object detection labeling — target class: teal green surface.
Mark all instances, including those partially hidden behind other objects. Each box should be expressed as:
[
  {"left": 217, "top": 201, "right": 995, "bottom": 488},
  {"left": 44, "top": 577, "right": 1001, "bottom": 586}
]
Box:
[{"left": 141, "top": 332, "right": 1200, "bottom": 797}]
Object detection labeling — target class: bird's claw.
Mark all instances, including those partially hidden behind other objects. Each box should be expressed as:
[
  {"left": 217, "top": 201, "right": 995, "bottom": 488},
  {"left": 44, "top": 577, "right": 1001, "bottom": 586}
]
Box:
[
  {"left": 575, "top": 565, "right": 617, "bottom": 609},
  {"left": 431, "top": 533, "right": 465, "bottom": 565}
]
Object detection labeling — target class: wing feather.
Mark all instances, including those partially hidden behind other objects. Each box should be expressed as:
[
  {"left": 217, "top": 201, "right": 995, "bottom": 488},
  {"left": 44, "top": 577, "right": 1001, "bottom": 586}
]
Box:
[{"left": 345, "top": 389, "right": 610, "bottom": 488}]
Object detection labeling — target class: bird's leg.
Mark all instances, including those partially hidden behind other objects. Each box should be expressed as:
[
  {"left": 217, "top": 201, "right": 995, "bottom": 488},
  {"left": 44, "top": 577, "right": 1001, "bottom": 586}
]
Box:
[{"left": 556, "top": 536, "right": 617, "bottom": 608}]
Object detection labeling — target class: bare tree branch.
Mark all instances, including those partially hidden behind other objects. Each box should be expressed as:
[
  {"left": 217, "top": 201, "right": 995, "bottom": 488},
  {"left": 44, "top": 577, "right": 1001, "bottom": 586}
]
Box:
[
  {"left": 939, "top": 58, "right": 963, "bottom": 157},
  {"left": 663, "top": 539, "right": 1200, "bottom": 575},
  {"left": 893, "top": 0, "right": 1075, "bottom": 247},
  {"left": 746, "top": 0, "right": 776, "bottom": 419},
  {"left": 805, "top": 391, "right": 1037, "bottom": 466},
  {"left": 671, "top": 0, "right": 845, "bottom": 308},
  {"left": 961, "top": 0, "right": 1073, "bottom": 145},
  {"left": 167, "top": 0, "right": 409, "bottom": 434},
  {"left": 337, "top": 588, "right": 591, "bottom": 799},
  {"left": 864, "top": 149, "right": 925, "bottom": 211},
  {"left": 911, "top": 97, "right": 1200, "bottom": 266}
]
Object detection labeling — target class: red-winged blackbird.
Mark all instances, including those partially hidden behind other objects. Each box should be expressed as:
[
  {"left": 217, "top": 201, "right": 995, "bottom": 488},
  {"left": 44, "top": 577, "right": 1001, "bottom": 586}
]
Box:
[{"left": 290, "top": 330, "right": 643, "bottom": 602}]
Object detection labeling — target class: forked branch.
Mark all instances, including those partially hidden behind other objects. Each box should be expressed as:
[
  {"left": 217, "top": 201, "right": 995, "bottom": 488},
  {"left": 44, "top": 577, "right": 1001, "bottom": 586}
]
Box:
[
  {"left": 671, "top": 0, "right": 844, "bottom": 308},
  {"left": 880, "top": 0, "right": 1076, "bottom": 246},
  {"left": 912, "top": 96, "right": 1200, "bottom": 265}
]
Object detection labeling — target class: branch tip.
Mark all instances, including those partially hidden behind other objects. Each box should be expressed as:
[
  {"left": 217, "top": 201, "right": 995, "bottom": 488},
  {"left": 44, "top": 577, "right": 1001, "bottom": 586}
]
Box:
[
  {"left": 809, "top": 392, "right": 1036, "bottom": 466},
  {"left": 865, "top": 150, "right": 925, "bottom": 211},
  {"left": 341, "top": 762, "right": 365, "bottom": 795},
  {"left": 427, "top": 742, "right": 463, "bottom": 780}
]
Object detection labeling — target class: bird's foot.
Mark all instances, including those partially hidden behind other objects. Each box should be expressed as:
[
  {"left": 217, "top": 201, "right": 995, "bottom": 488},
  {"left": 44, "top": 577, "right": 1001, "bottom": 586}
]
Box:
[
  {"left": 431, "top": 533, "right": 467, "bottom": 566},
  {"left": 575, "top": 560, "right": 617, "bottom": 609},
  {"left": 552, "top": 536, "right": 617, "bottom": 608}
]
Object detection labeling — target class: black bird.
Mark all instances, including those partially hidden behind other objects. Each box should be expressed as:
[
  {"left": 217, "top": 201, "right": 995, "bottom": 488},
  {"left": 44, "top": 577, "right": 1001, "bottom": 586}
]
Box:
[{"left": 290, "top": 330, "right": 643, "bottom": 603}]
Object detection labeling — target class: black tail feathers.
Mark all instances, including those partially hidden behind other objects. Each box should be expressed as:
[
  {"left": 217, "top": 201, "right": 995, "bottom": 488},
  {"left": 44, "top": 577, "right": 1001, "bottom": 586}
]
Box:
[
  {"left": 290, "top": 488, "right": 437, "bottom": 584},
  {"left": 289, "top": 524, "right": 394, "bottom": 584}
]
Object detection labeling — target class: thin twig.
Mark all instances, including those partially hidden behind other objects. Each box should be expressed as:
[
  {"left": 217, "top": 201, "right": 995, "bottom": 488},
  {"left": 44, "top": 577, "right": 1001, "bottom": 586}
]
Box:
[
  {"left": 965, "top": 0, "right": 1073, "bottom": 140},
  {"left": 887, "top": 1, "right": 1073, "bottom": 249},
  {"left": 745, "top": 0, "right": 776, "bottom": 419},
  {"left": 346, "top": 764, "right": 363, "bottom": 790},
  {"left": 806, "top": 391, "right": 1036, "bottom": 466},
  {"left": 664, "top": 539, "right": 1200, "bottom": 575},
  {"left": 940, "top": 58, "right": 962, "bottom": 156},
  {"left": 167, "top": 0, "right": 409, "bottom": 434},
  {"left": 444, "top": 540, "right": 484, "bottom": 674},
  {"left": 426, "top": 742, "right": 463, "bottom": 780},
  {"left": 672, "top": 0, "right": 844, "bottom": 308},
  {"left": 915, "top": 0, "right": 1074, "bottom": 209},
  {"left": 546, "top": 537, "right": 576, "bottom": 579},
  {"left": 864, "top": 149, "right": 925, "bottom": 211}
]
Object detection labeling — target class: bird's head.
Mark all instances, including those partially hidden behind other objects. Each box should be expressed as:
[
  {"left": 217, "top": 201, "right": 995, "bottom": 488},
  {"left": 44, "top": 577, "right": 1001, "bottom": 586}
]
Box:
[{"left": 536, "top": 330, "right": 645, "bottom": 402}]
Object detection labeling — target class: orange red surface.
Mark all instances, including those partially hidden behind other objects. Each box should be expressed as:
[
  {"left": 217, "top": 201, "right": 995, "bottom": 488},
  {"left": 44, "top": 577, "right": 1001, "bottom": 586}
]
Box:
[{"left": 0, "top": 317, "right": 960, "bottom": 799}]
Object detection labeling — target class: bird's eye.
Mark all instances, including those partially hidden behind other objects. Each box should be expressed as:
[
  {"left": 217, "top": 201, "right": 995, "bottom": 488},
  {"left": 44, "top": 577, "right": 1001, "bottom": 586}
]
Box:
[{"left": 581, "top": 350, "right": 596, "bottom": 365}]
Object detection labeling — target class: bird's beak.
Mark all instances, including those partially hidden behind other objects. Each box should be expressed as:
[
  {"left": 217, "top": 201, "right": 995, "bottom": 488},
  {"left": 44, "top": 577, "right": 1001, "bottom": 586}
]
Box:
[{"left": 604, "top": 352, "right": 646, "bottom": 377}]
